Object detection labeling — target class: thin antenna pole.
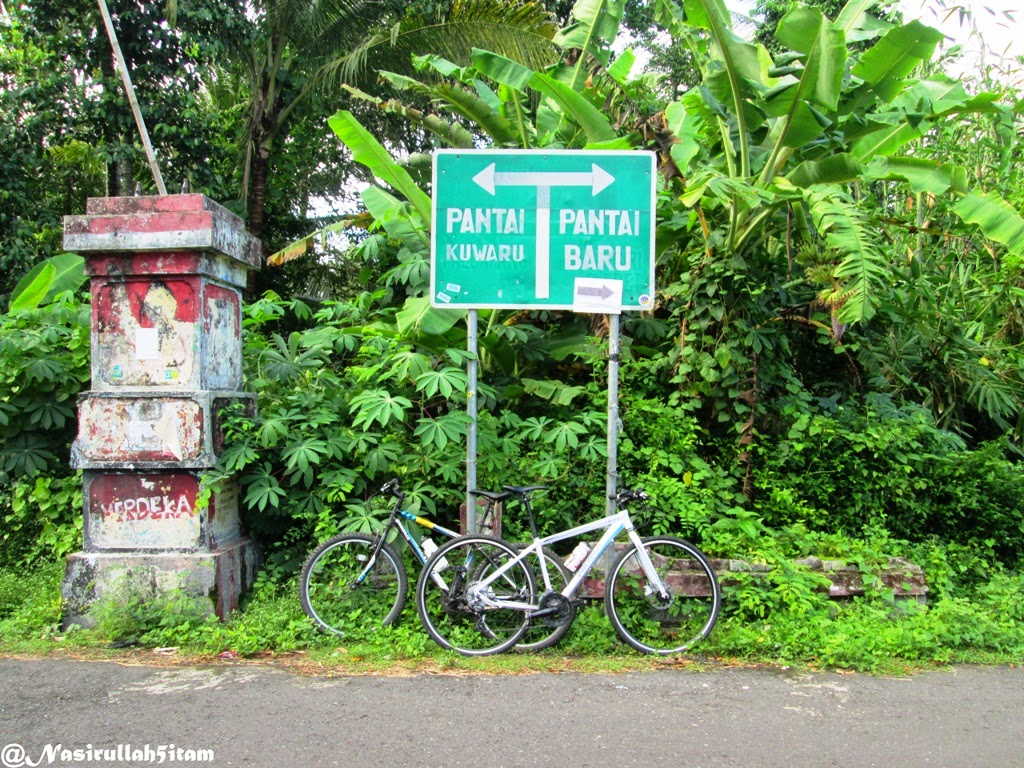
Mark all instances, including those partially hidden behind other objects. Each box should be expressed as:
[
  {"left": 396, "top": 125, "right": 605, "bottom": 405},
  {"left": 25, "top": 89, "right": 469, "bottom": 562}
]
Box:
[{"left": 96, "top": 0, "right": 168, "bottom": 195}]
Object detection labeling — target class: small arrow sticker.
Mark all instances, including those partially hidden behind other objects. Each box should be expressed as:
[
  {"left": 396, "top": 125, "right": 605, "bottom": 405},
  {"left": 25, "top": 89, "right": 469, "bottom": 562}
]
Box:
[{"left": 573, "top": 278, "right": 623, "bottom": 314}]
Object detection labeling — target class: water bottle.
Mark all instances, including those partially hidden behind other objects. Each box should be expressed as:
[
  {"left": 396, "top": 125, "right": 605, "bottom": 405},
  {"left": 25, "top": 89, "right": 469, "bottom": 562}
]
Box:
[
  {"left": 422, "top": 537, "right": 448, "bottom": 570},
  {"left": 565, "top": 542, "right": 591, "bottom": 572}
]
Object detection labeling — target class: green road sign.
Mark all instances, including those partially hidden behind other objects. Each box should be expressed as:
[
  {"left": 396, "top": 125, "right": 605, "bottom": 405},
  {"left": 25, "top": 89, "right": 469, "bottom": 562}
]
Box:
[{"left": 431, "top": 150, "right": 656, "bottom": 312}]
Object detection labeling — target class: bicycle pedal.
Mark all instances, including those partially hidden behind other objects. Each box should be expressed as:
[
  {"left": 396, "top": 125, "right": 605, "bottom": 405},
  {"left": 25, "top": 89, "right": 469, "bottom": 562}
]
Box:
[{"left": 474, "top": 616, "right": 497, "bottom": 640}]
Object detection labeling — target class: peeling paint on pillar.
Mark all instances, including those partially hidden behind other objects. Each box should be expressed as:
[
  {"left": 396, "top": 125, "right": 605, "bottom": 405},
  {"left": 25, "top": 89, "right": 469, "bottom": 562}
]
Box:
[
  {"left": 62, "top": 194, "right": 262, "bottom": 623},
  {"left": 83, "top": 472, "right": 241, "bottom": 551},
  {"left": 72, "top": 391, "right": 254, "bottom": 467}
]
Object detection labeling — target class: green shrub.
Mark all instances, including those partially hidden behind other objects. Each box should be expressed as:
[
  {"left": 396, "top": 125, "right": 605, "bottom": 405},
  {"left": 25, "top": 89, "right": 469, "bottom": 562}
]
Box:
[
  {"left": 0, "top": 296, "right": 90, "bottom": 480},
  {"left": 0, "top": 560, "right": 64, "bottom": 640},
  {"left": 755, "top": 395, "right": 1024, "bottom": 567},
  {"left": 2, "top": 473, "right": 83, "bottom": 568}
]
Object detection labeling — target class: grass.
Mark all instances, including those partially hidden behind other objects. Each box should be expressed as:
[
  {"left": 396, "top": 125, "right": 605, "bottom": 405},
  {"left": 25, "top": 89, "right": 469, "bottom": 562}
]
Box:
[{"left": 2, "top": 561, "right": 1023, "bottom": 677}]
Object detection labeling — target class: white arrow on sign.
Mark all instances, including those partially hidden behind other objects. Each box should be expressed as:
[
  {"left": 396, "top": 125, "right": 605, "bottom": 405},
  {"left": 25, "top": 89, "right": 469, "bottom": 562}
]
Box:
[
  {"left": 472, "top": 163, "right": 616, "bottom": 300},
  {"left": 472, "top": 163, "right": 615, "bottom": 196}
]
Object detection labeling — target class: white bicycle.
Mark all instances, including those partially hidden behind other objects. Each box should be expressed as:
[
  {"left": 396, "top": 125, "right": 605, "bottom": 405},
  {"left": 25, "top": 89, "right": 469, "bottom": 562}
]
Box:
[{"left": 415, "top": 486, "right": 721, "bottom": 656}]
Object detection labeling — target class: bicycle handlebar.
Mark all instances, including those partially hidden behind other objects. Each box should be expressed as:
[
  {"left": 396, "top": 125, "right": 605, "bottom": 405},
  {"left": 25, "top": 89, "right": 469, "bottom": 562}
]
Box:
[
  {"left": 612, "top": 488, "right": 650, "bottom": 505},
  {"left": 379, "top": 477, "right": 401, "bottom": 496}
]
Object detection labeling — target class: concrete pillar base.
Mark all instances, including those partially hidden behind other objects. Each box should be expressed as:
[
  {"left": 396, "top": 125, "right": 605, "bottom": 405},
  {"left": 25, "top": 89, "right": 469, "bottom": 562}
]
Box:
[{"left": 61, "top": 537, "right": 260, "bottom": 628}]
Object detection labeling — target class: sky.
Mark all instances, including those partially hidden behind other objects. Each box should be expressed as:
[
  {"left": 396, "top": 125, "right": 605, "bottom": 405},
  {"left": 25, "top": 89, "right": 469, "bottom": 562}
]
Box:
[
  {"left": 726, "top": 0, "right": 1023, "bottom": 83},
  {"left": 898, "top": 0, "right": 1023, "bottom": 81}
]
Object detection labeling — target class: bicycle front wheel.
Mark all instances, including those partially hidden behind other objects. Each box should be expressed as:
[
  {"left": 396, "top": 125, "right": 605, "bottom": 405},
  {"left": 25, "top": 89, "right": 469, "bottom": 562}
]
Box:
[
  {"left": 299, "top": 533, "right": 407, "bottom": 636},
  {"left": 416, "top": 535, "right": 534, "bottom": 656},
  {"left": 605, "top": 536, "right": 720, "bottom": 655}
]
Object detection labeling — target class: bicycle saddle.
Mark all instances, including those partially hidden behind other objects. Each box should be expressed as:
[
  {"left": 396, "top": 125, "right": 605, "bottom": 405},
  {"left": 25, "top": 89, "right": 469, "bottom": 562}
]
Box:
[
  {"left": 501, "top": 485, "right": 549, "bottom": 495},
  {"left": 469, "top": 489, "right": 513, "bottom": 502}
]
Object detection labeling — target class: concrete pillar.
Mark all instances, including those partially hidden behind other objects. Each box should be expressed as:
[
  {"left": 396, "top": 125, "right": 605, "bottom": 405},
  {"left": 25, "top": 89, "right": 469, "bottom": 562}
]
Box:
[{"left": 61, "top": 194, "right": 261, "bottom": 623}]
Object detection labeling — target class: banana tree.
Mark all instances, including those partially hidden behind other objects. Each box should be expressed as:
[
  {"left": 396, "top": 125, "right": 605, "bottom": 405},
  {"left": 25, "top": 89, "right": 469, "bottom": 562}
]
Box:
[
  {"left": 650, "top": 0, "right": 1024, "bottom": 492},
  {"left": 660, "top": 0, "right": 1022, "bottom": 324}
]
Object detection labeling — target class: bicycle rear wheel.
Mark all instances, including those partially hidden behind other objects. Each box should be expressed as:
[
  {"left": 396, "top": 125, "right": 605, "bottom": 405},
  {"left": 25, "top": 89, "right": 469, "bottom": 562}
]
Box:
[
  {"left": 604, "top": 536, "right": 720, "bottom": 655},
  {"left": 299, "top": 533, "right": 406, "bottom": 636},
  {"left": 416, "top": 535, "right": 534, "bottom": 656}
]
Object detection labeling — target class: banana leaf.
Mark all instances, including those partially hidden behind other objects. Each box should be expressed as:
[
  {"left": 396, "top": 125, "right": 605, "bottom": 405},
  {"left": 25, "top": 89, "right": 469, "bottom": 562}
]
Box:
[
  {"left": 529, "top": 72, "right": 618, "bottom": 144},
  {"left": 953, "top": 191, "right": 1024, "bottom": 257},
  {"left": 851, "top": 21, "right": 944, "bottom": 103},
  {"left": 863, "top": 157, "right": 968, "bottom": 195},
  {"left": 9, "top": 253, "right": 86, "bottom": 312},
  {"left": 472, "top": 48, "right": 534, "bottom": 91},
  {"left": 554, "top": 0, "right": 624, "bottom": 76},
  {"left": 328, "top": 111, "right": 432, "bottom": 226}
]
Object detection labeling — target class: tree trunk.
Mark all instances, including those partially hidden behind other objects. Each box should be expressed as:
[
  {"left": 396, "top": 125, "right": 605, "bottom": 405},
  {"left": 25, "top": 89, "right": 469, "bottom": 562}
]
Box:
[{"left": 247, "top": 142, "right": 270, "bottom": 238}]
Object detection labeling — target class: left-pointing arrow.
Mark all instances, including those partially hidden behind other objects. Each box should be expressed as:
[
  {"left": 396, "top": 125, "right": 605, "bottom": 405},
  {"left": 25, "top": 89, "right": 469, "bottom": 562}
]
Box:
[{"left": 473, "top": 163, "right": 615, "bottom": 196}]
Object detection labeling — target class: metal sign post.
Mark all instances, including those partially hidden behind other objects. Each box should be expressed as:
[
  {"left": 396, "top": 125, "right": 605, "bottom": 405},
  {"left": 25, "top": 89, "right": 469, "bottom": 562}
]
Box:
[
  {"left": 606, "top": 313, "right": 621, "bottom": 516},
  {"left": 466, "top": 309, "right": 478, "bottom": 533}
]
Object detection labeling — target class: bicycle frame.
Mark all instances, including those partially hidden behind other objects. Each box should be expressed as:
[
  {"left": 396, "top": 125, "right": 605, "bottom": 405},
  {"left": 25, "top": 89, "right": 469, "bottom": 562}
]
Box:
[
  {"left": 355, "top": 485, "right": 491, "bottom": 589},
  {"left": 391, "top": 510, "right": 460, "bottom": 565},
  {"left": 467, "top": 508, "right": 668, "bottom": 612}
]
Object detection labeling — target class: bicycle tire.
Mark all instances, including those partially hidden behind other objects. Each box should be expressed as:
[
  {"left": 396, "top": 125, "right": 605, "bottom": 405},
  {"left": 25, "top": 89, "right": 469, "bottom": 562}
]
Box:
[
  {"left": 299, "top": 533, "right": 407, "bottom": 636},
  {"left": 416, "top": 534, "right": 534, "bottom": 656},
  {"left": 515, "top": 546, "right": 575, "bottom": 653},
  {"left": 604, "top": 536, "right": 720, "bottom": 655}
]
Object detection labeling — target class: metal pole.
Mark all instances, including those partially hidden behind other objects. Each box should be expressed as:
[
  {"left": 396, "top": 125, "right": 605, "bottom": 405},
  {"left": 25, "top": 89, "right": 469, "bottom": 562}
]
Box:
[
  {"left": 606, "top": 313, "right": 621, "bottom": 516},
  {"left": 96, "top": 0, "right": 168, "bottom": 195},
  {"left": 466, "top": 309, "right": 479, "bottom": 533}
]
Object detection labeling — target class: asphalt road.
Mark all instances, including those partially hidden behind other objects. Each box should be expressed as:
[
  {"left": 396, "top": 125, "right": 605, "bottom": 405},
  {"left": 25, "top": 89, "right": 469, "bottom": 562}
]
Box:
[{"left": 1, "top": 658, "right": 1022, "bottom": 768}]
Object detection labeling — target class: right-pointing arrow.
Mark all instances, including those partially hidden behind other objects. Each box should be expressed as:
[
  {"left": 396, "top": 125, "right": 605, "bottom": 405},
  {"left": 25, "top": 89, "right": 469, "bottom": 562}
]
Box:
[{"left": 577, "top": 284, "right": 614, "bottom": 300}]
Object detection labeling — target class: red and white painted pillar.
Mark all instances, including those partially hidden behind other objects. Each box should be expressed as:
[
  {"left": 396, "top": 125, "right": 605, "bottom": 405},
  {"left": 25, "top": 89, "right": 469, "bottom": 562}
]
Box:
[{"left": 61, "top": 194, "right": 261, "bottom": 621}]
